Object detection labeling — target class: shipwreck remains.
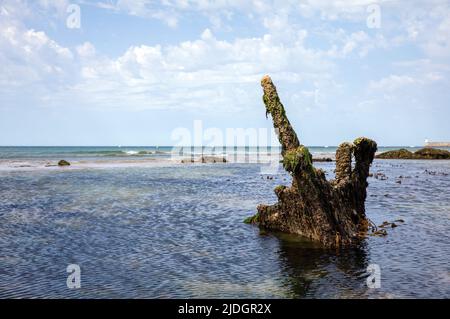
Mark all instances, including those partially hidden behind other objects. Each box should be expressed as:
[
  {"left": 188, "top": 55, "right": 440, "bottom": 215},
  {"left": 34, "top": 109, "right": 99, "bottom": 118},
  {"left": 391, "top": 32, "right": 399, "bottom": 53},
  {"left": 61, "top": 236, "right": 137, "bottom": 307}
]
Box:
[{"left": 246, "top": 75, "right": 377, "bottom": 247}]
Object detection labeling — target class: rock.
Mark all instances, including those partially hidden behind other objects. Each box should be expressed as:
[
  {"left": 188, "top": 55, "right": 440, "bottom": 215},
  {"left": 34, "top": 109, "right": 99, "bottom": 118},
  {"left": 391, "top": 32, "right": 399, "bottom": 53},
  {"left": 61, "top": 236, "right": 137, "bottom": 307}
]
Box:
[
  {"left": 181, "top": 157, "right": 226, "bottom": 163},
  {"left": 201, "top": 156, "right": 227, "bottom": 163},
  {"left": 378, "top": 220, "right": 402, "bottom": 229},
  {"left": 376, "top": 147, "right": 450, "bottom": 160},
  {"left": 376, "top": 149, "right": 413, "bottom": 159},
  {"left": 372, "top": 229, "right": 388, "bottom": 237},
  {"left": 414, "top": 148, "right": 450, "bottom": 159},
  {"left": 58, "top": 160, "right": 70, "bottom": 166},
  {"left": 313, "top": 157, "right": 333, "bottom": 162},
  {"left": 374, "top": 172, "right": 388, "bottom": 180},
  {"left": 379, "top": 221, "right": 391, "bottom": 228}
]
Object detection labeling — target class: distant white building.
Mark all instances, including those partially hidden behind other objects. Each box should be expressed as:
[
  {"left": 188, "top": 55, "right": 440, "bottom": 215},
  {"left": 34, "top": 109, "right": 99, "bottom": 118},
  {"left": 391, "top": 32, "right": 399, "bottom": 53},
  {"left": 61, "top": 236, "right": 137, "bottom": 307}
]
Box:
[{"left": 424, "top": 139, "right": 450, "bottom": 147}]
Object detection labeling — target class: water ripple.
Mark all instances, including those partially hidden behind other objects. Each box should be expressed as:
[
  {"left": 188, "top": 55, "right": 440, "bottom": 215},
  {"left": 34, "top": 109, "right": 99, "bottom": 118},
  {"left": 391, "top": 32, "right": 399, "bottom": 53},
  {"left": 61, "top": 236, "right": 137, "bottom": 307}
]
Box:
[{"left": 0, "top": 161, "right": 449, "bottom": 298}]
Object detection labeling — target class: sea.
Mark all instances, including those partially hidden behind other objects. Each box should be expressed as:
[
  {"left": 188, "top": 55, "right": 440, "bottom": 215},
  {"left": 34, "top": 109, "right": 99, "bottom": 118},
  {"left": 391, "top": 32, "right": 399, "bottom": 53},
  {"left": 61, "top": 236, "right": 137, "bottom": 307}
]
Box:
[
  {"left": 0, "top": 146, "right": 449, "bottom": 298},
  {"left": 1, "top": 145, "right": 449, "bottom": 161}
]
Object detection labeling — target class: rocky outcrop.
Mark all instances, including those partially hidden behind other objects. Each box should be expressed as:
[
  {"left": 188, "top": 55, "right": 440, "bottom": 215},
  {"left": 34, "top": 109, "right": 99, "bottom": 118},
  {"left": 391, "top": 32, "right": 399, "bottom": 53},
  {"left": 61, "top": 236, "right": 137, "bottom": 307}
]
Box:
[
  {"left": 245, "top": 75, "right": 377, "bottom": 248},
  {"left": 375, "top": 148, "right": 413, "bottom": 159},
  {"left": 312, "top": 157, "right": 333, "bottom": 162},
  {"left": 413, "top": 148, "right": 450, "bottom": 159},
  {"left": 181, "top": 156, "right": 227, "bottom": 163},
  {"left": 376, "top": 148, "right": 450, "bottom": 159},
  {"left": 58, "top": 160, "right": 71, "bottom": 166}
]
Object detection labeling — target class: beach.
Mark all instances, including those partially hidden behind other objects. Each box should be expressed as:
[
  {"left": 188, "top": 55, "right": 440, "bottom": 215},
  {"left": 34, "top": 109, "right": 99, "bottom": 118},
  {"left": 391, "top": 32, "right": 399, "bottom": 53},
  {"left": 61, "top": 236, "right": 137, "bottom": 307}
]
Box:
[{"left": 0, "top": 146, "right": 449, "bottom": 298}]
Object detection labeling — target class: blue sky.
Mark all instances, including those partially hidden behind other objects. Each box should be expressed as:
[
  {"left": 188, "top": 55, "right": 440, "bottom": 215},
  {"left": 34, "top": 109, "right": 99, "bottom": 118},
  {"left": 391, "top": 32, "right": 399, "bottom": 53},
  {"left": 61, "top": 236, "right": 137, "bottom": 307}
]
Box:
[{"left": 1, "top": 0, "right": 449, "bottom": 146}]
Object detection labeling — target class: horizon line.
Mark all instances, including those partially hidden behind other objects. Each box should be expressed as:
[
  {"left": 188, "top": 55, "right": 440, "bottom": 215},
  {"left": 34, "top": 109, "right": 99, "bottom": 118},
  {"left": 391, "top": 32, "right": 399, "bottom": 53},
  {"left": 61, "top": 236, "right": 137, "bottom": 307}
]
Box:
[{"left": 0, "top": 145, "right": 431, "bottom": 148}]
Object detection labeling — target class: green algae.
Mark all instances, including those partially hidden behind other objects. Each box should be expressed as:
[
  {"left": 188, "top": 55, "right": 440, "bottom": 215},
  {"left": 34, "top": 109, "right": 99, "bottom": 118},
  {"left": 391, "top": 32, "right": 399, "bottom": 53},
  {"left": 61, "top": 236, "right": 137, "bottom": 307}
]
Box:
[
  {"left": 283, "top": 146, "right": 313, "bottom": 173},
  {"left": 243, "top": 212, "right": 260, "bottom": 224}
]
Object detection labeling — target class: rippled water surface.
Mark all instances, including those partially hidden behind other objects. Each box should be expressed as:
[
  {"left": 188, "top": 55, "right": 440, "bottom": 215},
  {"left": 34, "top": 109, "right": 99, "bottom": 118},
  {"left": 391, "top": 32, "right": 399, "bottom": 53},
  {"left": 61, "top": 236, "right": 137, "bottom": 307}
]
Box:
[{"left": 0, "top": 160, "right": 449, "bottom": 298}]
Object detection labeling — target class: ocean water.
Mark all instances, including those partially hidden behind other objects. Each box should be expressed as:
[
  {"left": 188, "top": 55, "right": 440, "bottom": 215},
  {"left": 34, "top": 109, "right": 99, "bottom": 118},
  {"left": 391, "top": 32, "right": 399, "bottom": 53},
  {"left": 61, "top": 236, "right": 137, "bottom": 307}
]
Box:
[
  {"left": 1, "top": 146, "right": 448, "bottom": 160},
  {"left": 0, "top": 147, "right": 449, "bottom": 298}
]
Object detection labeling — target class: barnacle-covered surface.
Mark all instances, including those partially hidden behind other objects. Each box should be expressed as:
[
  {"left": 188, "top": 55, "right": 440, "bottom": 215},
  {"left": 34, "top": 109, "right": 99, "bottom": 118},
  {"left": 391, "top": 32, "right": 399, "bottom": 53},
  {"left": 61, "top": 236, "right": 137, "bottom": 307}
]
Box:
[{"left": 248, "top": 75, "right": 377, "bottom": 247}]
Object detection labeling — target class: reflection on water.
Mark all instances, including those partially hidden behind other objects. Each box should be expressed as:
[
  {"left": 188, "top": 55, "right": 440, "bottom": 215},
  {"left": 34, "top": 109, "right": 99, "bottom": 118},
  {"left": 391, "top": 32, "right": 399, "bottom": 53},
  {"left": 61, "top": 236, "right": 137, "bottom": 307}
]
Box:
[
  {"left": 277, "top": 236, "right": 377, "bottom": 298},
  {"left": 0, "top": 160, "right": 449, "bottom": 298}
]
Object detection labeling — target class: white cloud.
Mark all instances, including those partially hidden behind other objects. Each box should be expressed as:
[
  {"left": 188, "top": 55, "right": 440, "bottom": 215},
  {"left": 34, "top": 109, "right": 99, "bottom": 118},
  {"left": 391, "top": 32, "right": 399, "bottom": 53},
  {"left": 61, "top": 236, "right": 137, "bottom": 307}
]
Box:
[
  {"left": 76, "top": 42, "right": 96, "bottom": 57},
  {"left": 422, "top": 12, "right": 450, "bottom": 57},
  {"left": 92, "top": 0, "right": 385, "bottom": 31},
  {"left": 37, "top": 0, "right": 70, "bottom": 16},
  {"left": 2, "top": 0, "right": 450, "bottom": 117},
  {"left": 1, "top": 0, "right": 338, "bottom": 112},
  {"left": 369, "top": 75, "right": 419, "bottom": 91},
  {"left": 0, "top": 21, "right": 73, "bottom": 87},
  {"left": 63, "top": 27, "right": 334, "bottom": 111},
  {"left": 369, "top": 72, "right": 444, "bottom": 92},
  {"left": 99, "top": 0, "right": 181, "bottom": 28}
]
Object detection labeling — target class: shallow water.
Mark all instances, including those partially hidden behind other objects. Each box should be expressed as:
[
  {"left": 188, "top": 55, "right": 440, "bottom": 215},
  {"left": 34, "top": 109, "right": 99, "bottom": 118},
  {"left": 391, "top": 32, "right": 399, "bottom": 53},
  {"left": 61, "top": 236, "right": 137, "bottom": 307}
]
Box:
[{"left": 0, "top": 160, "right": 449, "bottom": 298}]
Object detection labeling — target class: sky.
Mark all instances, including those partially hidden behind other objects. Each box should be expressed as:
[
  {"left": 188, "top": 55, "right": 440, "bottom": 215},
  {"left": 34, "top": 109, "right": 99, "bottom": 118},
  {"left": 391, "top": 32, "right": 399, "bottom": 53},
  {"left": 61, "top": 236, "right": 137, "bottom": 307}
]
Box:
[{"left": 0, "top": 0, "right": 449, "bottom": 146}]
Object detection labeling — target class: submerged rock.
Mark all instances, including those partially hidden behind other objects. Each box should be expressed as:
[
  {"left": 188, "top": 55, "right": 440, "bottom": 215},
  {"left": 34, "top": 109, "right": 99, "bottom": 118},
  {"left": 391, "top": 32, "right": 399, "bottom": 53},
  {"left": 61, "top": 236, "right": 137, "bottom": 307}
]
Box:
[
  {"left": 372, "top": 229, "right": 388, "bottom": 237},
  {"left": 378, "top": 219, "right": 403, "bottom": 229},
  {"left": 181, "top": 156, "right": 227, "bottom": 164},
  {"left": 374, "top": 172, "right": 388, "bottom": 180},
  {"left": 58, "top": 160, "right": 70, "bottom": 166},
  {"left": 376, "top": 148, "right": 450, "bottom": 160},
  {"left": 313, "top": 157, "right": 333, "bottom": 162},
  {"left": 413, "top": 148, "right": 450, "bottom": 159},
  {"left": 245, "top": 75, "right": 377, "bottom": 248},
  {"left": 376, "top": 149, "right": 414, "bottom": 159},
  {"left": 201, "top": 156, "right": 227, "bottom": 163},
  {"left": 379, "top": 221, "right": 390, "bottom": 228}
]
